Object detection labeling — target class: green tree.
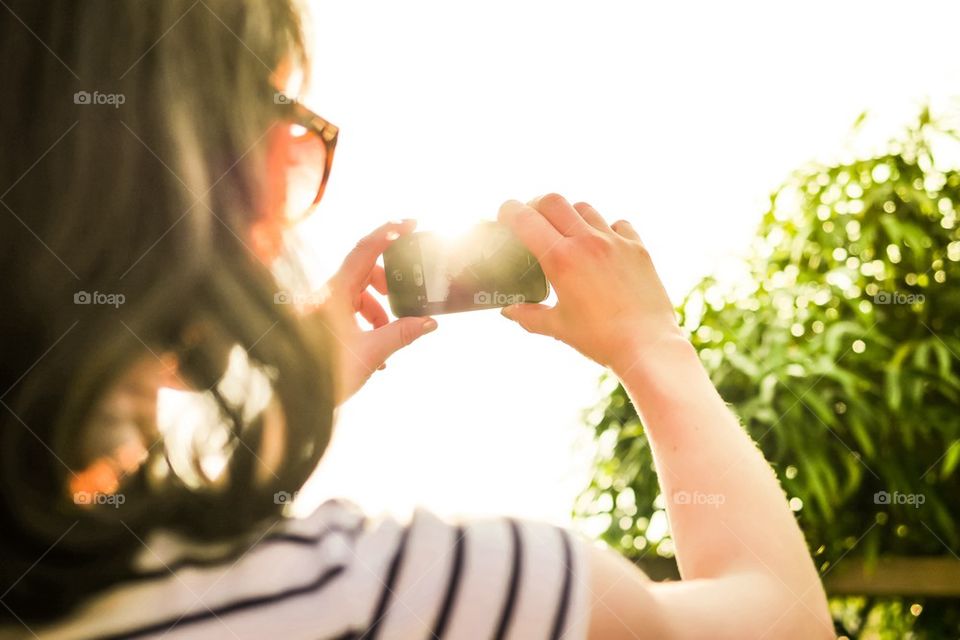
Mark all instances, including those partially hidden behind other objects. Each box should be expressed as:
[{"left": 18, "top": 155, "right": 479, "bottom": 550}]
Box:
[{"left": 577, "top": 109, "right": 960, "bottom": 638}]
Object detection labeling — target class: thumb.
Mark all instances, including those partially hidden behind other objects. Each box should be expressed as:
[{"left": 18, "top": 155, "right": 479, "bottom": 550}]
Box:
[
  {"left": 500, "top": 303, "right": 555, "bottom": 336},
  {"left": 364, "top": 316, "right": 438, "bottom": 365}
]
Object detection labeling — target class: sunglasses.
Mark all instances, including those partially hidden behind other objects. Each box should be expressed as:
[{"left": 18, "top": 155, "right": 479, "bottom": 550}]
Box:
[{"left": 272, "top": 94, "right": 339, "bottom": 223}]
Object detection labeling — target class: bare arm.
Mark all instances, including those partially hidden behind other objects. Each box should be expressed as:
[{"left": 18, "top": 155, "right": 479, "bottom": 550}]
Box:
[
  {"left": 588, "top": 334, "right": 833, "bottom": 639},
  {"left": 499, "top": 194, "right": 833, "bottom": 640}
]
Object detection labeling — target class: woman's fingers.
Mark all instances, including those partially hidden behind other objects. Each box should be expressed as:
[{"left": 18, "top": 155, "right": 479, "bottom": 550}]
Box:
[
  {"left": 362, "top": 316, "right": 438, "bottom": 368},
  {"left": 358, "top": 290, "right": 389, "bottom": 328},
  {"left": 335, "top": 219, "right": 416, "bottom": 292},
  {"left": 498, "top": 199, "right": 564, "bottom": 264},
  {"left": 529, "top": 193, "right": 591, "bottom": 236},
  {"left": 500, "top": 303, "right": 557, "bottom": 337},
  {"left": 574, "top": 201, "right": 611, "bottom": 232},
  {"left": 611, "top": 218, "right": 642, "bottom": 242},
  {"left": 368, "top": 264, "right": 388, "bottom": 295}
]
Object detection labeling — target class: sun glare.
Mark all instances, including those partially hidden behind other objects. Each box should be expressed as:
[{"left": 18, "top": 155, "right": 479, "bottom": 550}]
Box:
[{"left": 296, "top": 0, "right": 960, "bottom": 525}]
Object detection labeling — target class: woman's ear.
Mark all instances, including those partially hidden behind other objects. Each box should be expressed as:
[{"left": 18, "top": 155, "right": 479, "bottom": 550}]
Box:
[{"left": 251, "top": 217, "right": 285, "bottom": 264}]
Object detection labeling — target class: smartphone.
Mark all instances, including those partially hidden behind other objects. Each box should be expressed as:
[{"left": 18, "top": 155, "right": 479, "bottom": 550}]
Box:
[{"left": 383, "top": 222, "right": 549, "bottom": 317}]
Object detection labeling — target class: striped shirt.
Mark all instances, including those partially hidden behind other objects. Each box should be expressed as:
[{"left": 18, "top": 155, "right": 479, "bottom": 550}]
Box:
[{"left": 31, "top": 500, "right": 590, "bottom": 639}]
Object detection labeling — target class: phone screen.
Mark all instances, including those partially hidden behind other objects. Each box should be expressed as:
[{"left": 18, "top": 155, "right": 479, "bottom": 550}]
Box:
[
  {"left": 384, "top": 222, "right": 548, "bottom": 316},
  {"left": 419, "top": 234, "right": 457, "bottom": 303}
]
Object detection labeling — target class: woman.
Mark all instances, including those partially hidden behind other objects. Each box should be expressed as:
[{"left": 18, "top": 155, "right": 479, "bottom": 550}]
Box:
[{"left": 0, "top": 1, "right": 832, "bottom": 638}]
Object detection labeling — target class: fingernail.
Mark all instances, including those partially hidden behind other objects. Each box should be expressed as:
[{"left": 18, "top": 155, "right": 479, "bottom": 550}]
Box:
[
  {"left": 386, "top": 231, "right": 400, "bottom": 241},
  {"left": 500, "top": 305, "right": 514, "bottom": 317},
  {"left": 422, "top": 318, "right": 438, "bottom": 333},
  {"left": 500, "top": 199, "right": 523, "bottom": 213},
  {"left": 377, "top": 363, "right": 387, "bottom": 370}
]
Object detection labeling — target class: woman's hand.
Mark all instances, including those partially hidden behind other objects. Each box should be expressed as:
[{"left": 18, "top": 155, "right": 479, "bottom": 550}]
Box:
[
  {"left": 311, "top": 220, "right": 437, "bottom": 404},
  {"left": 498, "top": 194, "right": 682, "bottom": 375}
]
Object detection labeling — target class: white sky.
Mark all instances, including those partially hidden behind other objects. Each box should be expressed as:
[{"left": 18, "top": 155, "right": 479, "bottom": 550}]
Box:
[{"left": 289, "top": 0, "right": 960, "bottom": 524}]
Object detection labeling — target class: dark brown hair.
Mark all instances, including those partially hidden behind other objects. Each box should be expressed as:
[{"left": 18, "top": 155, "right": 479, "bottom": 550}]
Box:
[{"left": 0, "top": 0, "right": 335, "bottom": 621}]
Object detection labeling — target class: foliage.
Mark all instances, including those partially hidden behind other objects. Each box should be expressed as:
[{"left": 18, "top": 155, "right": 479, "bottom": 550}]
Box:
[{"left": 576, "top": 109, "right": 960, "bottom": 638}]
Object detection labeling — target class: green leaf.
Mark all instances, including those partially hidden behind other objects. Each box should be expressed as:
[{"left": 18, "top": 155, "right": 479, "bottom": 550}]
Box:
[
  {"left": 942, "top": 441, "right": 960, "bottom": 479},
  {"left": 725, "top": 349, "right": 761, "bottom": 380},
  {"left": 879, "top": 213, "right": 904, "bottom": 244},
  {"left": 848, "top": 412, "right": 876, "bottom": 459},
  {"left": 884, "top": 343, "right": 914, "bottom": 411},
  {"left": 931, "top": 339, "right": 957, "bottom": 383},
  {"left": 825, "top": 322, "right": 868, "bottom": 356}
]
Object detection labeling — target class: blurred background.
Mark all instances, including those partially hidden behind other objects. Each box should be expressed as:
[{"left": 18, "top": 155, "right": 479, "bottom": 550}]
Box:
[{"left": 288, "top": 1, "right": 960, "bottom": 636}]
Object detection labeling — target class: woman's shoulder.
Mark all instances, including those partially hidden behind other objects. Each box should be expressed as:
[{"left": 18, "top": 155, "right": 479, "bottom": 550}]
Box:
[
  {"left": 129, "top": 498, "right": 366, "bottom": 575},
  {"left": 36, "top": 501, "right": 591, "bottom": 639}
]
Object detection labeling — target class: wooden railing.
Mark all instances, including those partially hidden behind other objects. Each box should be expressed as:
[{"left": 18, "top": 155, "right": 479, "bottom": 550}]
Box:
[{"left": 638, "top": 556, "right": 960, "bottom": 596}]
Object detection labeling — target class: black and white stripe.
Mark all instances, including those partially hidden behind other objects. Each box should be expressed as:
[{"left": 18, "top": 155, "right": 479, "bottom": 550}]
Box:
[
  {"left": 429, "top": 525, "right": 465, "bottom": 638},
  {"left": 493, "top": 519, "right": 523, "bottom": 640},
  {"left": 32, "top": 501, "right": 588, "bottom": 640},
  {"left": 358, "top": 514, "right": 412, "bottom": 639}
]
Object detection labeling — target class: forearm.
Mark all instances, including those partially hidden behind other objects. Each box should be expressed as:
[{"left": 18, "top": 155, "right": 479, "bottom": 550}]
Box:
[{"left": 614, "top": 334, "right": 830, "bottom": 631}]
